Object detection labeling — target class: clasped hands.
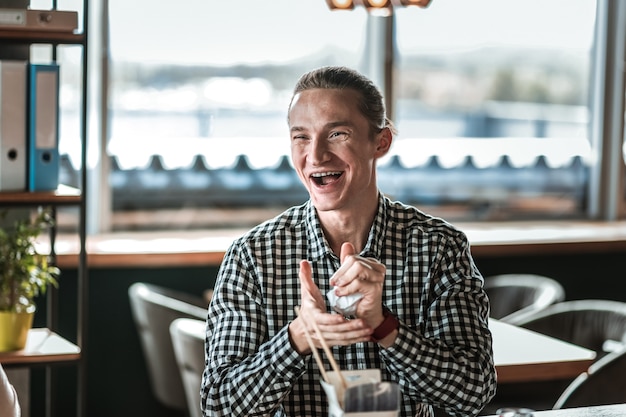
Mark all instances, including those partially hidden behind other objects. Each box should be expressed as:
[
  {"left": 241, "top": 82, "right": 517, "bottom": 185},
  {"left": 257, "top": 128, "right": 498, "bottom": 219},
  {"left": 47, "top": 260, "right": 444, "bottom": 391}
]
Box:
[{"left": 289, "top": 242, "right": 387, "bottom": 355}]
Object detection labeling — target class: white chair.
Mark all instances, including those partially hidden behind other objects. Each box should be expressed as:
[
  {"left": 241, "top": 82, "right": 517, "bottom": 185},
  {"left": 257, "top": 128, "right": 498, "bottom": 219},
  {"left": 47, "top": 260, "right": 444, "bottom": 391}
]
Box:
[
  {"left": 170, "top": 318, "right": 206, "bottom": 417},
  {"left": 484, "top": 274, "right": 565, "bottom": 325},
  {"left": 515, "top": 300, "right": 626, "bottom": 362},
  {"left": 128, "top": 282, "right": 207, "bottom": 412}
]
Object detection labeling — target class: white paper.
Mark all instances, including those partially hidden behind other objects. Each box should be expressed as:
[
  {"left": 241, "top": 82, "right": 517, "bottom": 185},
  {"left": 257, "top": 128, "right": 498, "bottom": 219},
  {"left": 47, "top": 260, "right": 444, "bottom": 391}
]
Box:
[{"left": 327, "top": 288, "right": 364, "bottom": 317}]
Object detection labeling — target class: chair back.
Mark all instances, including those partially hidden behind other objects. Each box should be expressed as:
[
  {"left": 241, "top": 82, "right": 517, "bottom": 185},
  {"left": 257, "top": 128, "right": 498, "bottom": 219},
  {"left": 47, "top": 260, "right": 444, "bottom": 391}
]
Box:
[
  {"left": 170, "top": 318, "right": 206, "bottom": 417},
  {"left": 128, "top": 282, "right": 207, "bottom": 411},
  {"left": 554, "top": 348, "right": 626, "bottom": 409},
  {"left": 484, "top": 274, "right": 565, "bottom": 325},
  {"left": 516, "top": 300, "right": 626, "bottom": 360}
]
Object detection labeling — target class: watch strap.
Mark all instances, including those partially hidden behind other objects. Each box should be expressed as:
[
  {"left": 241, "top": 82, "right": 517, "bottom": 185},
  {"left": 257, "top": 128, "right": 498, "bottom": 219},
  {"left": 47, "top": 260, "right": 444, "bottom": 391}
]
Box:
[{"left": 371, "top": 307, "right": 399, "bottom": 342}]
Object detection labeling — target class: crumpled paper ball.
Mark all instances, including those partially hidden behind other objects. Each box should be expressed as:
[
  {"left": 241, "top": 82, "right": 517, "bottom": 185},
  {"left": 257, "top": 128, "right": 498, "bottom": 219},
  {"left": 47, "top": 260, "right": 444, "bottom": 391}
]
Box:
[{"left": 327, "top": 288, "right": 364, "bottom": 317}]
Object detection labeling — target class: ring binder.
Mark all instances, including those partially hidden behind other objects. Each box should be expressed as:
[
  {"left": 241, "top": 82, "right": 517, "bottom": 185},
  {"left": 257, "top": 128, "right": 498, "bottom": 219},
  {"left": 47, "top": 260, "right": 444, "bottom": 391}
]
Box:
[
  {"left": 27, "top": 63, "right": 60, "bottom": 192},
  {"left": 0, "top": 60, "right": 27, "bottom": 191}
]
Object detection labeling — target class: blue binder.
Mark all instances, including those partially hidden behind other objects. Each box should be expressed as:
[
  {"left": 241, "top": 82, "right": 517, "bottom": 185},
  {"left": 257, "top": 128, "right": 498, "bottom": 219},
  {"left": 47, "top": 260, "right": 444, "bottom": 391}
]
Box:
[{"left": 28, "top": 63, "right": 59, "bottom": 192}]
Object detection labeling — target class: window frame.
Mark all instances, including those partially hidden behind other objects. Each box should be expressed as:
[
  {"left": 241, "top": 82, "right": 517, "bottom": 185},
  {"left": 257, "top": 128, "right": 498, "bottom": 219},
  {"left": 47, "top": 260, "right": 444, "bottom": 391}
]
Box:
[{"left": 83, "top": 0, "right": 626, "bottom": 234}]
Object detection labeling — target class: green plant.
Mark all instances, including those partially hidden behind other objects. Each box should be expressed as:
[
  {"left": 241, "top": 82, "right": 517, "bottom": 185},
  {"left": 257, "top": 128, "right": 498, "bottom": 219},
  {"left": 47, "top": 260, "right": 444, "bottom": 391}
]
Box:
[{"left": 0, "top": 210, "right": 60, "bottom": 313}]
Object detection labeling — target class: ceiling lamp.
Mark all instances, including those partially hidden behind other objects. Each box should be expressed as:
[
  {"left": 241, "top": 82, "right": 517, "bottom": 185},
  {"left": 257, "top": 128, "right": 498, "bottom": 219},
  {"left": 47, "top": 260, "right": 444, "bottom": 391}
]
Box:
[
  {"left": 364, "top": 0, "right": 392, "bottom": 15},
  {"left": 326, "top": 0, "right": 355, "bottom": 10},
  {"left": 326, "top": 0, "right": 431, "bottom": 11}
]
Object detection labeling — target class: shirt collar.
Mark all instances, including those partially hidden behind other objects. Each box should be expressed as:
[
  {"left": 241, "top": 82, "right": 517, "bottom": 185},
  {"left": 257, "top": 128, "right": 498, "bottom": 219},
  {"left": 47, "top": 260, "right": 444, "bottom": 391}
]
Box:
[
  {"left": 361, "top": 193, "right": 388, "bottom": 260},
  {"left": 305, "top": 201, "right": 332, "bottom": 261}
]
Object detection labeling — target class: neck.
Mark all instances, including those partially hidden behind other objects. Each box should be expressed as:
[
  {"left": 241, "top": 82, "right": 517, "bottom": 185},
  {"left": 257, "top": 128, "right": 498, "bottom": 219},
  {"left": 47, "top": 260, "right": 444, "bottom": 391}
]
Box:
[{"left": 318, "top": 195, "right": 379, "bottom": 256}]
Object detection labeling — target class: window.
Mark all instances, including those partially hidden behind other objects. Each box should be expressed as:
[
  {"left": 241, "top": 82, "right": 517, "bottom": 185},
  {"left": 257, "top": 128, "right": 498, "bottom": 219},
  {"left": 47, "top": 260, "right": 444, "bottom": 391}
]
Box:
[
  {"left": 102, "top": 0, "right": 368, "bottom": 230},
  {"left": 56, "top": 0, "right": 625, "bottom": 233},
  {"left": 392, "top": 0, "right": 596, "bottom": 221}
]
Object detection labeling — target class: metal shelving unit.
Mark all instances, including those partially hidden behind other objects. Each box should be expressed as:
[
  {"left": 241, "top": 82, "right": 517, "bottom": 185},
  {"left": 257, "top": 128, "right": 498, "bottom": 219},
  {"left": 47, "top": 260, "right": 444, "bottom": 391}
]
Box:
[{"left": 0, "top": 2, "right": 88, "bottom": 417}]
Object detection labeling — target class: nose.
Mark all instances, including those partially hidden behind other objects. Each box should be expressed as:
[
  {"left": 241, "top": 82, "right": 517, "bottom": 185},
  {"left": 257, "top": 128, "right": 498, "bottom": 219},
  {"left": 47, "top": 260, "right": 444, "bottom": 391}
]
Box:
[{"left": 308, "top": 137, "right": 330, "bottom": 165}]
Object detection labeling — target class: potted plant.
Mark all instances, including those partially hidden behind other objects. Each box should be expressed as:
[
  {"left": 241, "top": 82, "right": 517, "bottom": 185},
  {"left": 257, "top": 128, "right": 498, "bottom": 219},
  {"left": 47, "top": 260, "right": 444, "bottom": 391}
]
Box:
[{"left": 0, "top": 210, "right": 60, "bottom": 352}]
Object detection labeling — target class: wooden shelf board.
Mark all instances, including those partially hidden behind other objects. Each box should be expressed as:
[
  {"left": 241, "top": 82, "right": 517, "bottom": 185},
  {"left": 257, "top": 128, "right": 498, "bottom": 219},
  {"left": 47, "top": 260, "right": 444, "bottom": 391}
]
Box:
[
  {"left": 0, "top": 184, "right": 82, "bottom": 205},
  {"left": 0, "top": 29, "right": 84, "bottom": 44}
]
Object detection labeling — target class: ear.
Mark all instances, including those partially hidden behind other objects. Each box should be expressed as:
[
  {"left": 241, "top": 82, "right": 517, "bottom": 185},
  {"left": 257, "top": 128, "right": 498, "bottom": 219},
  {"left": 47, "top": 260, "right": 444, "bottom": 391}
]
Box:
[{"left": 374, "top": 127, "right": 393, "bottom": 158}]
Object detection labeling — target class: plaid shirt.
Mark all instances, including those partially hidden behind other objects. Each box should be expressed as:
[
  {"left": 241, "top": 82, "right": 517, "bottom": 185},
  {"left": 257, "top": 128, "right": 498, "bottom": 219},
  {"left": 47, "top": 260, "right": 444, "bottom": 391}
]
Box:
[{"left": 202, "top": 194, "right": 496, "bottom": 417}]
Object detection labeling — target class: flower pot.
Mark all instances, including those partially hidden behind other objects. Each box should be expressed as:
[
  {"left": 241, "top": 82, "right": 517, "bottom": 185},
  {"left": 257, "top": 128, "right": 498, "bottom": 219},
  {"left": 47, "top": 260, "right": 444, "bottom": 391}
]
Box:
[{"left": 0, "top": 310, "right": 34, "bottom": 352}]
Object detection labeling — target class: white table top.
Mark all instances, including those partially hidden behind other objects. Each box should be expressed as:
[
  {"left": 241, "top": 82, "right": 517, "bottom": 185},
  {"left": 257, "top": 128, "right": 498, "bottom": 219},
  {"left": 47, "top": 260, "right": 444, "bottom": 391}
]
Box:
[
  {"left": 484, "top": 403, "right": 626, "bottom": 417},
  {"left": 491, "top": 319, "right": 596, "bottom": 383},
  {"left": 0, "top": 328, "right": 81, "bottom": 365}
]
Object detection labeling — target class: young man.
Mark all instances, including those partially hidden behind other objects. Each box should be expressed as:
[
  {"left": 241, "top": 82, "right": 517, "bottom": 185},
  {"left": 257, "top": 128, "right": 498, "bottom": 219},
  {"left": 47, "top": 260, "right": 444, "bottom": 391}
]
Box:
[{"left": 201, "top": 66, "right": 496, "bottom": 417}]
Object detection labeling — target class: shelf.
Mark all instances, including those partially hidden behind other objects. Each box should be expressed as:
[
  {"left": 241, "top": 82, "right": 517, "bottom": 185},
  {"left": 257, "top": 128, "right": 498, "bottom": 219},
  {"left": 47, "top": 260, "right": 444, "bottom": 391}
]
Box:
[
  {"left": 0, "top": 29, "right": 84, "bottom": 44},
  {"left": 0, "top": 3, "right": 88, "bottom": 415},
  {"left": 0, "top": 328, "right": 81, "bottom": 366},
  {"left": 0, "top": 184, "right": 81, "bottom": 205}
]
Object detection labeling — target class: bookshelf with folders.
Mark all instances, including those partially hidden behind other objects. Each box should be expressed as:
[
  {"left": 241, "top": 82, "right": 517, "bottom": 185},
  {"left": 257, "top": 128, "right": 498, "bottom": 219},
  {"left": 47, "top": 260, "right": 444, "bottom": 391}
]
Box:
[{"left": 0, "top": 2, "right": 88, "bottom": 417}]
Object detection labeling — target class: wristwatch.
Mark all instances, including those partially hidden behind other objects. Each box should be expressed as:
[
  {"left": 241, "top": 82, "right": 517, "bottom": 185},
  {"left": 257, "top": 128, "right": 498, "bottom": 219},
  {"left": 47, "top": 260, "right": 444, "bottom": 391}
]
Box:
[{"left": 371, "top": 307, "right": 399, "bottom": 342}]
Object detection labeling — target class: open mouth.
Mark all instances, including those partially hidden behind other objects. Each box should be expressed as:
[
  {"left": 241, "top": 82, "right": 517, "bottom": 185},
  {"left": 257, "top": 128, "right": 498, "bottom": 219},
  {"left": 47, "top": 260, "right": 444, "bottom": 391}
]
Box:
[{"left": 311, "top": 171, "right": 343, "bottom": 186}]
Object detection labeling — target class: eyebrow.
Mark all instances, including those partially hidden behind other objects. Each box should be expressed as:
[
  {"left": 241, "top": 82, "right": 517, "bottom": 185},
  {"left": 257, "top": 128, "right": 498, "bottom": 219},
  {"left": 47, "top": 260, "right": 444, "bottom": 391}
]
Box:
[
  {"left": 290, "top": 121, "right": 353, "bottom": 133},
  {"left": 290, "top": 126, "right": 306, "bottom": 133},
  {"left": 327, "top": 121, "right": 353, "bottom": 129}
]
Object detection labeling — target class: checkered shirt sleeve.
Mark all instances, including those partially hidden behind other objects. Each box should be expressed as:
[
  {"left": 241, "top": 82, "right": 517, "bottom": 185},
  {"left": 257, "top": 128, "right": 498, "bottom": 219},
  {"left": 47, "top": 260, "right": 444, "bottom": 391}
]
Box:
[{"left": 201, "top": 195, "right": 496, "bottom": 417}]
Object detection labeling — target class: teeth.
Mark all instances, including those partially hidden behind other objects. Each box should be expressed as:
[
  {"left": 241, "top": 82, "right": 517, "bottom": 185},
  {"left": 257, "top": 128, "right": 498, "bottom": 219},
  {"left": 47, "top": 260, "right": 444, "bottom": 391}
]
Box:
[{"left": 311, "top": 172, "right": 341, "bottom": 177}]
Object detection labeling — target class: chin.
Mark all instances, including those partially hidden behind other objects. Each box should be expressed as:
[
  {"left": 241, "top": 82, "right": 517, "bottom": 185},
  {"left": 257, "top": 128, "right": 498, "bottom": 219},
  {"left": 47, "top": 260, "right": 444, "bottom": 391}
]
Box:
[
  {"left": 310, "top": 195, "right": 335, "bottom": 209},
  {"left": 311, "top": 194, "right": 347, "bottom": 212}
]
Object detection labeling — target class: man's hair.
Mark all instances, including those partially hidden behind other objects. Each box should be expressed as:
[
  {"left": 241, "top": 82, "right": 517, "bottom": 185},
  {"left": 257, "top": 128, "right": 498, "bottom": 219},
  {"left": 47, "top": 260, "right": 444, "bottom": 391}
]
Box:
[{"left": 288, "top": 66, "right": 397, "bottom": 136}]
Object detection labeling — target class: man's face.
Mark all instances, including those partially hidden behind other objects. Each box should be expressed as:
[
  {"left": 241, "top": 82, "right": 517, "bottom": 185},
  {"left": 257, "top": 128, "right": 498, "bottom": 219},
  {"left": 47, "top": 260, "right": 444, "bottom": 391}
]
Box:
[{"left": 288, "top": 88, "right": 388, "bottom": 214}]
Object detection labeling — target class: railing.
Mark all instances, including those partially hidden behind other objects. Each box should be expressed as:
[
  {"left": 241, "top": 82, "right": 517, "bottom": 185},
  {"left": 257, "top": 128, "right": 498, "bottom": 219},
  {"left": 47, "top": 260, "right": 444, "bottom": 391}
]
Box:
[{"left": 59, "top": 140, "right": 589, "bottom": 222}]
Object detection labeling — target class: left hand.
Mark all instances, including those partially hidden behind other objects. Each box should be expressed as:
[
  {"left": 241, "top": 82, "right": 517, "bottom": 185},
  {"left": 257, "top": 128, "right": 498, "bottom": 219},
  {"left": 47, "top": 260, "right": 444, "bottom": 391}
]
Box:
[{"left": 329, "top": 242, "right": 387, "bottom": 329}]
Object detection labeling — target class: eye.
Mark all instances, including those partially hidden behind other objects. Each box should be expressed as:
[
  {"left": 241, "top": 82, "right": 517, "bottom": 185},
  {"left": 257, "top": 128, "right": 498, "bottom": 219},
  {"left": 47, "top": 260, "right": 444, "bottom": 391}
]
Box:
[
  {"left": 328, "top": 131, "right": 349, "bottom": 142},
  {"left": 291, "top": 134, "right": 309, "bottom": 142}
]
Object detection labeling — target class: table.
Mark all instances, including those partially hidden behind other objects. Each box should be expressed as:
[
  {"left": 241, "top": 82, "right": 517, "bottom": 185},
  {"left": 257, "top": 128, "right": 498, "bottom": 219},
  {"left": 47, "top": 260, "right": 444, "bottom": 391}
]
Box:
[
  {"left": 0, "top": 328, "right": 81, "bottom": 366},
  {"left": 490, "top": 319, "right": 596, "bottom": 383},
  {"left": 484, "top": 403, "right": 626, "bottom": 416}
]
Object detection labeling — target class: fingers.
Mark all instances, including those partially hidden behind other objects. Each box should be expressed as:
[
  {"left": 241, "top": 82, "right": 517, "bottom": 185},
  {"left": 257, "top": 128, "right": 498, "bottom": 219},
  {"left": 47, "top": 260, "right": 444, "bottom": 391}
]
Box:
[
  {"left": 299, "top": 259, "right": 314, "bottom": 293},
  {"left": 330, "top": 244, "right": 386, "bottom": 326},
  {"left": 340, "top": 242, "right": 356, "bottom": 264},
  {"left": 300, "top": 312, "right": 373, "bottom": 347},
  {"left": 311, "top": 321, "right": 373, "bottom": 346},
  {"left": 330, "top": 256, "right": 386, "bottom": 288}
]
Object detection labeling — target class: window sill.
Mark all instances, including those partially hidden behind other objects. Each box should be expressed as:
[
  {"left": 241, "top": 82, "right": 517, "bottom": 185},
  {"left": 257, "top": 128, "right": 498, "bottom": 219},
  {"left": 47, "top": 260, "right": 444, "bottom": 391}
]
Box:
[{"left": 55, "top": 220, "right": 626, "bottom": 268}]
